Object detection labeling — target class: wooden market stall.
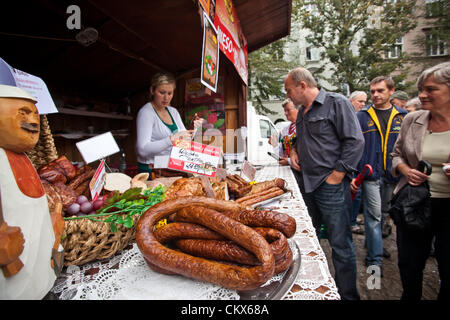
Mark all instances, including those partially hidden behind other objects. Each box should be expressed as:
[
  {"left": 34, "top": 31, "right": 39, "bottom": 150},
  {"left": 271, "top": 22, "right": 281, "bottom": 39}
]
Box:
[
  {"left": 0, "top": 1, "right": 344, "bottom": 301},
  {"left": 0, "top": 0, "right": 292, "bottom": 169}
]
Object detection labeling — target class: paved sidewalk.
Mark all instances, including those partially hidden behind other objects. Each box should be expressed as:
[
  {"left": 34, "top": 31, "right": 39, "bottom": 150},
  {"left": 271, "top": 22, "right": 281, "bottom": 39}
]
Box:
[{"left": 320, "top": 222, "right": 440, "bottom": 300}]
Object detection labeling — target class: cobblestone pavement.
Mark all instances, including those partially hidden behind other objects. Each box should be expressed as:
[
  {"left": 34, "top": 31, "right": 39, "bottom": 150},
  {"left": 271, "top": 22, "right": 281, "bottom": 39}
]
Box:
[{"left": 320, "top": 218, "right": 440, "bottom": 300}]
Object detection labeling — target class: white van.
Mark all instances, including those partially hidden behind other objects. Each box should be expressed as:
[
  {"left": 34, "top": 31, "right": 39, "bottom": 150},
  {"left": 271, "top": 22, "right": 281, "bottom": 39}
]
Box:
[{"left": 246, "top": 102, "right": 279, "bottom": 165}]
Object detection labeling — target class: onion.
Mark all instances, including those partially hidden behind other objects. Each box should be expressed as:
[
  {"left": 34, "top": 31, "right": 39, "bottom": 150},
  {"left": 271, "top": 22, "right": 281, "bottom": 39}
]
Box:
[
  {"left": 76, "top": 195, "right": 89, "bottom": 204},
  {"left": 66, "top": 203, "right": 80, "bottom": 216},
  {"left": 80, "top": 201, "right": 93, "bottom": 214},
  {"left": 92, "top": 199, "right": 104, "bottom": 210}
]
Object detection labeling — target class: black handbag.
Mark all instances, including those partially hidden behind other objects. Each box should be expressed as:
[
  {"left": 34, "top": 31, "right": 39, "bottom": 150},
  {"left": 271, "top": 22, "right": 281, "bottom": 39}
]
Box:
[{"left": 388, "top": 160, "right": 432, "bottom": 232}]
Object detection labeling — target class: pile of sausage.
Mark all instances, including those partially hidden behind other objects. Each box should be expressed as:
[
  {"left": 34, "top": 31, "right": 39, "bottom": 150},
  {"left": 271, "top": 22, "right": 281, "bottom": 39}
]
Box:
[
  {"left": 136, "top": 196, "right": 296, "bottom": 291},
  {"left": 234, "top": 178, "right": 286, "bottom": 207}
]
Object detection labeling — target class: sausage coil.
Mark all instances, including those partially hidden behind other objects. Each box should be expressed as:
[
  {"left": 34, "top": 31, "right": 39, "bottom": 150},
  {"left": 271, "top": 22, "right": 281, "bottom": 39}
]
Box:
[{"left": 136, "top": 197, "right": 275, "bottom": 291}]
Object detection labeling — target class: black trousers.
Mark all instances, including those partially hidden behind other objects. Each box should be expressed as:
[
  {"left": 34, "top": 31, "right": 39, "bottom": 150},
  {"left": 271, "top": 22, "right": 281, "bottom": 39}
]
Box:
[{"left": 396, "top": 197, "right": 450, "bottom": 300}]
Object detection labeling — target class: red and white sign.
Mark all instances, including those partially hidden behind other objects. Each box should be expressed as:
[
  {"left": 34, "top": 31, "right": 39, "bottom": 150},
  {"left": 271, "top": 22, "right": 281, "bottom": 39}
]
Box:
[
  {"left": 168, "top": 139, "right": 221, "bottom": 177},
  {"left": 214, "top": 0, "right": 248, "bottom": 85},
  {"left": 89, "top": 159, "right": 106, "bottom": 201}
]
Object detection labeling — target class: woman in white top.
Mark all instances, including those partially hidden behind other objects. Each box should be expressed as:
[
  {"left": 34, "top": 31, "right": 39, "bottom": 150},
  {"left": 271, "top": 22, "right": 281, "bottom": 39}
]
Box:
[{"left": 136, "top": 72, "right": 202, "bottom": 178}]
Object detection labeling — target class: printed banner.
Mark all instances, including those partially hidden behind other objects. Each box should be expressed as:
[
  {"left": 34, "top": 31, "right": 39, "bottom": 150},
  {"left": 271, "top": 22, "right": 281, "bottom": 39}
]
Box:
[
  {"left": 213, "top": 0, "right": 248, "bottom": 85},
  {"left": 168, "top": 139, "right": 221, "bottom": 177}
]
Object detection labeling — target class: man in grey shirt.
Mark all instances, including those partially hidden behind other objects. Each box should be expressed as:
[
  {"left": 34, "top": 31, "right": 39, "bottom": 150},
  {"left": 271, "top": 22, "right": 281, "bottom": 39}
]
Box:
[{"left": 285, "top": 67, "right": 364, "bottom": 300}]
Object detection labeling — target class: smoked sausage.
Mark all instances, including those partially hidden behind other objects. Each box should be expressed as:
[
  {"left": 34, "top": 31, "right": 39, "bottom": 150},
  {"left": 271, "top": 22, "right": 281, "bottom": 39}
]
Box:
[{"left": 136, "top": 197, "right": 275, "bottom": 291}]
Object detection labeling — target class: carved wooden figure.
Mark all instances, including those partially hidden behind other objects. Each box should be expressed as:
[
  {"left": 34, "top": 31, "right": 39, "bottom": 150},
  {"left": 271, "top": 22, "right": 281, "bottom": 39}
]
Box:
[{"left": 0, "top": 85, "right": 64, "bottom": 299}]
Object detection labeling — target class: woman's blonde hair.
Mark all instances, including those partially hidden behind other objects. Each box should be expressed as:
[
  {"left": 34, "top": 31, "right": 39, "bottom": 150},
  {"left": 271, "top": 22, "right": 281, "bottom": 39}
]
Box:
[{"left": 150, "top": 72, "right": 176, "bottom": 91}]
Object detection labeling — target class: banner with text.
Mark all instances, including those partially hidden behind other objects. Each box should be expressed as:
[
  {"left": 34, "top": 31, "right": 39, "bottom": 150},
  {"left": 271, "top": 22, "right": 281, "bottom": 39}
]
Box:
[{"left": 213, "top": 0, "right": 248, "bottom": 85}]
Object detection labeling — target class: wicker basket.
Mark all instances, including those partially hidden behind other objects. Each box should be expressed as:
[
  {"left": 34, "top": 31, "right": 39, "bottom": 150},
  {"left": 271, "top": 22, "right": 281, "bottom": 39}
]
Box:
[
  {"left": 61, "top": 215, "right": 139, "bottom": 266},
  {"left": 30, "top": 115, "right": 138, "bottom": 266}
]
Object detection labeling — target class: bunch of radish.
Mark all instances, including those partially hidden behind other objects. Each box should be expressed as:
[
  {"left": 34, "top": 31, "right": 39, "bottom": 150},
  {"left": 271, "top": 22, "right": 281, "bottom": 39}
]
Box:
[{"left": 66, "top": 195, "right": 105, "bottom": 217}]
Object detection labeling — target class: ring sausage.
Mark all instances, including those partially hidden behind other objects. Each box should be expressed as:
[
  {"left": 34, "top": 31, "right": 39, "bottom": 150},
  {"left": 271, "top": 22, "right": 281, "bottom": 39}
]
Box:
[
  {"left": 136, "top": 197, "right": 275, "bottom": 290},
  {"left": 175, "top": 207, "right": 296, "bottom": 238},
  {"left": 154, "top": 222, "right": 225, "bottom": 243},
  {"left": 221, "top": 209, "right": 296, "bottom": 238}
]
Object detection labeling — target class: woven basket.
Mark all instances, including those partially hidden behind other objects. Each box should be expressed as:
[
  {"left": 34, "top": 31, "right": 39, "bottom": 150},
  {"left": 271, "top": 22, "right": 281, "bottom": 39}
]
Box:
[
  {"left": 30, "top": 115, "right": 138, "bottom": 266},
  {"left": 61, "top": 215, "right": 139, "bottom": 266}
]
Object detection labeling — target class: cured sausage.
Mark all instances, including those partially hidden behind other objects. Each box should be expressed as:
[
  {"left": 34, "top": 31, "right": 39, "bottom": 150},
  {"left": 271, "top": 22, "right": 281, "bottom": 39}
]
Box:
[
  {"left": 238, "top": 188, "right": 285, "bottom": 206},
  {"left": 154, "top": 222, "right": 225, "bottom": 243},
  {"left": 175, "top": 207, "right": 296, "bottom": 238},
  {"left": 175, "top": 239, "right": 259, "bottom": 265},
  {"left": 235, "top": 187, "right": 281, "bottom": 203},
  {"left": 155, "top": 223, "right": 291, "bottom": 274},
  {"left": 136, "top": 197, "right": 275, "bottom": 290},
  {"left": 221, "top": 209, "right": 296, "bottom": 238},
  {"left": 247, "top": 178, "right": 285, "bottom": 195},
  {"left": 173, "top": 227, "right": 291, "bottom": 266}
]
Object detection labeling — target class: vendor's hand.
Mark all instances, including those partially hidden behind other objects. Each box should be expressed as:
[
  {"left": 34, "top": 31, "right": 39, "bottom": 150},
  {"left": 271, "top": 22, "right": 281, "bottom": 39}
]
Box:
[
  {"left": 350, "top": 178, "right": 359, "bottom": 193},
  {"left": 170, "top": 130, "right": 194, "bottom": 143},
  {"left": 290, "top": 149, "right": 301, "bottom": 171},
  {"left": 443, "top": 163, "right": 450, "bottom": 179},
  {"left": 193, "top": 118, "right": 205, "bottom": 129},
  {"left": 326, "top": 170, "right": 346, "bottom": 185}
]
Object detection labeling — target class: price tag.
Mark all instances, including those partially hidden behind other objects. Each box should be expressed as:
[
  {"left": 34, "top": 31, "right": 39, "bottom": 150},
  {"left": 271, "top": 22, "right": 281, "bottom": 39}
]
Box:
[
  {"left": 167, "top": 139, "right": 221, "bottom": 177},
  {"left": 241, "top": 160, "right": 256, "bottom": 181},
  {"left": 89, "top": 159, "right": 106, "bottom": 201}
]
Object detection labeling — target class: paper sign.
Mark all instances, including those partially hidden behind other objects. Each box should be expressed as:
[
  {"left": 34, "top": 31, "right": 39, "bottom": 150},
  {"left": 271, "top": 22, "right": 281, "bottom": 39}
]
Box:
[
  {"left": 89, "top": 159, "right": 106, "bottom": 201},
  {"left": 76, "top": 132, "right": 120, "bottom": 164},
  {"left": 0, "top": 57, "right": 58, "bottom": 114},
  {"left": 201, "top": 11, "right": 220, "bottom": 92},
  {"left": 168, "top": 139, "right": 221, "bottom": 177}
]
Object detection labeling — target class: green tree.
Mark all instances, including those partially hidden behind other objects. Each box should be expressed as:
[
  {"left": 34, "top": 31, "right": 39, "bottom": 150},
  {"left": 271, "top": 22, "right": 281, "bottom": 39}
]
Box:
[
  {"left": 292, "top": 0, "right": 418, "bottom": 92},
  {"left": 248, "top": 38, "right": 296, "bottom": 114}
]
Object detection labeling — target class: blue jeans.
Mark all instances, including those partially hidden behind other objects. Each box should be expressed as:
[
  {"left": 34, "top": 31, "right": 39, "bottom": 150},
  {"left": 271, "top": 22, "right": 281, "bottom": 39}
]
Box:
[
  {"left": 380, "top": 177, "right": 395, "bottom": 228},
  {"left": 361, "top": 180, "right": 383, "bottom": 266},
  {"left": 303, "top": 177, "right": 360, "bottom": 300},
  {"left": 351, "top": 188, "right": 362, "bottom": 226}
]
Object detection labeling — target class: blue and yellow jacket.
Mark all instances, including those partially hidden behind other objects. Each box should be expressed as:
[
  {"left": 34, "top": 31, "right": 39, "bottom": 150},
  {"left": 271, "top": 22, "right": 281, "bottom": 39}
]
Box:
[{"left": 356, "top": 104, "right": 407, "bottom": 183}]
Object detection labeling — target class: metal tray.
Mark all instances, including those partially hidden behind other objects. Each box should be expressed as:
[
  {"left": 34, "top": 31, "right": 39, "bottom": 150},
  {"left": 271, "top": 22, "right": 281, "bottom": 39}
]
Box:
[
  {"left": 251, "top": 191, "right": 289, "bottom": 208},
  {"left": 238, "top": 240, "right": 301, "bottom": 300}
]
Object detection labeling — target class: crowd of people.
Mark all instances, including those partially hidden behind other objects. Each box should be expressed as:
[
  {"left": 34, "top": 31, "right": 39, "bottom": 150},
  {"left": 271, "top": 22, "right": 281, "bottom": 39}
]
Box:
[
  {"left": 134, "top": 63, "right": 449, "bottom": 301},
  {"left": 276, "top": 62, "right": 450, "bottom": 300}
]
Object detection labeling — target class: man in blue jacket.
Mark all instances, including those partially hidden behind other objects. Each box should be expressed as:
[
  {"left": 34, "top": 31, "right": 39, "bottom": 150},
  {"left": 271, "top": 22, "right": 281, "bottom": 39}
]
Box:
[{"left": 351, "top": 76, "right": 407, "bottom": 273}]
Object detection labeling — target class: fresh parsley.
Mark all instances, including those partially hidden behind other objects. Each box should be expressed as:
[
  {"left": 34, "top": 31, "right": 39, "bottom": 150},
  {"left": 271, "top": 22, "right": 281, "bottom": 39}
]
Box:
[{"left": 64, "top": 185, "right": 166, "bottom": 232}]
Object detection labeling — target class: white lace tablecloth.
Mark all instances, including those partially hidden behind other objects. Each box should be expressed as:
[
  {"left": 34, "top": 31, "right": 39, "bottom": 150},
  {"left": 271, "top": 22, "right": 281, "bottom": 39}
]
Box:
[{"left": 50, "top": 165, "right": 340, "bottom": 300}]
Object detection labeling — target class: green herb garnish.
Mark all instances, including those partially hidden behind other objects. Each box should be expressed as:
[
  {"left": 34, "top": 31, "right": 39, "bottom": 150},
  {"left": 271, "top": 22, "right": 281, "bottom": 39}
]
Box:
[{"left": 64, "top": 185, "right": 166, "bottom": 232}]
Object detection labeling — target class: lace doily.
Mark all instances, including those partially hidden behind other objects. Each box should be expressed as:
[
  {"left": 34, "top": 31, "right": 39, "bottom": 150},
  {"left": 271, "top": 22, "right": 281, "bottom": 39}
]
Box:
[{"left": 51, "top": 165, "right": 340, "bottom": 300}]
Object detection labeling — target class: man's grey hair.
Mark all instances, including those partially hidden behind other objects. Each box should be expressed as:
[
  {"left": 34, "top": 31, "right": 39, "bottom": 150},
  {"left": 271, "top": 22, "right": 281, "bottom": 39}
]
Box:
[
  {"left": 417, "top": 61, "right": 450, "bottom": 91},
  {"left": 406, "top": 97, "right": 422, "bottom": 110},
  {"left": 288, "top": 67, "right": 318, "bottom": 88},
  {"left": 282, "top": 98, "right": 299, "bottom": 110},
  {"left": 349, "top": 91, "right": 367, "bottom": 101}
]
